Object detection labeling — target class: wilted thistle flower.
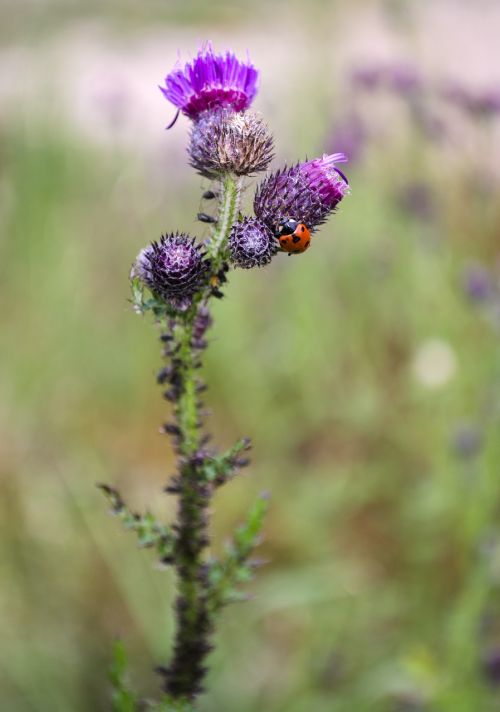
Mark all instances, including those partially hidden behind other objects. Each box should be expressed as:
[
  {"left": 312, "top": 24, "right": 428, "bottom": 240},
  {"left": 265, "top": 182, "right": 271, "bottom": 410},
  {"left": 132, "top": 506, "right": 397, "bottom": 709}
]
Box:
[
  {"left": 160, "top": 43, "right": 258, "bottom": 121},
  {"left": 254, "top": 153, "right": 349, "bottom": 234},
  {"left": 133, "top": 233, "right": 208, "bottom": 309},
  {"left": 229, "top": 217, "right": 278, "bottom": 269},
  {"left": 189, "top": 110, "right": 274, "bottom": 178}
]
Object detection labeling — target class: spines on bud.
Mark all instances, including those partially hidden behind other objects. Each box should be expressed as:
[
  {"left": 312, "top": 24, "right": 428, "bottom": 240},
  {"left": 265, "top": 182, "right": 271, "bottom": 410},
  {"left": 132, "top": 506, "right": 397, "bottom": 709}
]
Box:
[
  {"left": 133, "top": 233, "right": 208, "bottom": 310},
  {"left": 254, "top": 154, "right": 349, "bottom": 234},
  {"left": 228, "top": 217, "right": 278, "bottom": 269},
  {"left": 189, "top": 110, "right": 274, "bottom": 179}
]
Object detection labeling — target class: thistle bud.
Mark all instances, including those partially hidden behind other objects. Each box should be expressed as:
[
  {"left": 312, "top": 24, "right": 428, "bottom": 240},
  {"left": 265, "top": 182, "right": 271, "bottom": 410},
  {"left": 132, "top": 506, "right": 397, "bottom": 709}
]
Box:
[
  {"left": 133, "top": 233, "right": 208, "bottom": 310},
  {"left": 254, "top": 153, "right": 350, "bottom": 235},
  {"left": 189, "top": 110, "right": 274, "bottom": 179},
  {"left": 228, "top": 217, "right": 278, "bottom": 269}
]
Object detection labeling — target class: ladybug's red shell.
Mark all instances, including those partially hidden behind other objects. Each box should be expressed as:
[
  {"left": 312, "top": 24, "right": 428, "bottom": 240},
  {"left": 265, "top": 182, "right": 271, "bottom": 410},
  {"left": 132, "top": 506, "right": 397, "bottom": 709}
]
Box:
[{"left": 278, "top": 221, "right": 311, "bottom": 253}]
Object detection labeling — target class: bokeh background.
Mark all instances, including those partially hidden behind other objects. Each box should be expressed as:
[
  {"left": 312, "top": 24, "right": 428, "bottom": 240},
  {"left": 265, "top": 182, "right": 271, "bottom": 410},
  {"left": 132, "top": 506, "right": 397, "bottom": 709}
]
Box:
[{"left": 2, "top": 0, "right": 500, "bottom": 710}]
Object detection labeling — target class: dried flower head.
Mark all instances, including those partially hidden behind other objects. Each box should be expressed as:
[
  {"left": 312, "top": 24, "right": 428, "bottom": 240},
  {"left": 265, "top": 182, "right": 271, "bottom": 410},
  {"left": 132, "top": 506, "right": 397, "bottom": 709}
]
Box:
[
  {"left": 254, "top": 153, "right": 349, "bottom": 234},
  {"left": 133, "top": 233, "right": 208, "bottom": 309},
  {"left": 189, "top": 110, "right": 274, "bottom": 178},
  {"left": 160, "top": 44, "right": 258, "bottom": 120},
  {"left": 229, "top": 218, "right": 278, "bottom": 269}
]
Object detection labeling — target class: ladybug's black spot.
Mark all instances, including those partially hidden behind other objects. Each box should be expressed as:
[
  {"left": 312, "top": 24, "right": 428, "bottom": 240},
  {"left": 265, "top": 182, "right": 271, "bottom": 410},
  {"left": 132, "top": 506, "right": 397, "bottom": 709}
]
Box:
[
  {"left": 305, "top": 240, "right": 310, "bottom": 248},
  {"left": 300, "top": 225, "right": 305, "bottom": 233},
  {"left": 292, "top": 235, "right": 301, "bottom": 244}
]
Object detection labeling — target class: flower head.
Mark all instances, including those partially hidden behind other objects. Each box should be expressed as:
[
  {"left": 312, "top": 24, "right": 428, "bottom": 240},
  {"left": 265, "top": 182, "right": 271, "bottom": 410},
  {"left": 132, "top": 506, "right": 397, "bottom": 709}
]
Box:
[
  {"left": 254, "top": 153, "right": 349, "bottom": 235},
  {"left": 229, "top": 218, "right": 278, "bottom": 269},
  {"left": 160, "top": 44, "right": 258, "bottom": 120},
  {"left": 189, "top": 109, "right": 274, "bottom": 178},
  {"left": 133, "top": 233, "right": 208, "bottom": 309}
]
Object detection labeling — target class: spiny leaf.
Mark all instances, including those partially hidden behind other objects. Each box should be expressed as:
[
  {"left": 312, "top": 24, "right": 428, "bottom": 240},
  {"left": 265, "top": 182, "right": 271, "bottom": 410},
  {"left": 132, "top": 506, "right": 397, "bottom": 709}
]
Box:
[
  {"left": 98, "top": 484, "right": 175, "bottom": 562},
  {"left": 207, "top": 493, "right": 269, "bottom": 612},
  {"left": 203, "top": 437, "right": 252, "bottom": 485}
]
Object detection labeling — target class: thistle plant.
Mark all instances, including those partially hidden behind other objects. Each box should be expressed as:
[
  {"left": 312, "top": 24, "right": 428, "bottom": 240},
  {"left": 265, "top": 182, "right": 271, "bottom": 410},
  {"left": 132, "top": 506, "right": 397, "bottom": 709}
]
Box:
[{"left": 100, "top": 42, "right": 349, "bottom": 711}]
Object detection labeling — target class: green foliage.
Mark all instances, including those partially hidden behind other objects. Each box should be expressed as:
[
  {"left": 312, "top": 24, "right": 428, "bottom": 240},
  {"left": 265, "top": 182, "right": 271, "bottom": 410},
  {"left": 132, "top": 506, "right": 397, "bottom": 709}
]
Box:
[
  {"left": 130, "top": 277, "right": 174, "bottom": 320},
  {"left": 203, "top": 438, "right": 252, "bottom": 485},
  {"left": 99, "top": 484, "right": 175, "bottom": 561},
  {"left": 109, "top": 640, "right": 138, "bottom": 712},
  {"left": 208, "top": 494, "right": 269, "bottom": 612},
  {"left": 2, "top": 14, "right": 500, "bottom": 710}
]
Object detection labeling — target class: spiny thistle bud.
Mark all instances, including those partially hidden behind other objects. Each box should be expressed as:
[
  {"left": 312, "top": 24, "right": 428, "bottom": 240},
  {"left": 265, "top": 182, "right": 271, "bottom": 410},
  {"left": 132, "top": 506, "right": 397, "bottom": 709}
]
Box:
[
  {"left": 133, "top": 233, "right": 208, "bottom": 310},
  {"left": 189, "top": 110, "right": 274, "bottom": 178},
  {"left": 160, "top": 43, "right": 258, "bottom": 121},
  {"left": 228, "top": 217, "right": 278, "bottom": 269},
  {"left": 254, "top": 153, "right": 350, "bottom": 235}
]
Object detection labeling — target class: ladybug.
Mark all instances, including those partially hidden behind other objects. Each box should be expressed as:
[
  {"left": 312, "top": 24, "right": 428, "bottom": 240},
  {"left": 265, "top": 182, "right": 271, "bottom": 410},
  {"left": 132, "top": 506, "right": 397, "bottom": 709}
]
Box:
[{"left": 275, "top": 219, "right": 311, "bottom": 254}]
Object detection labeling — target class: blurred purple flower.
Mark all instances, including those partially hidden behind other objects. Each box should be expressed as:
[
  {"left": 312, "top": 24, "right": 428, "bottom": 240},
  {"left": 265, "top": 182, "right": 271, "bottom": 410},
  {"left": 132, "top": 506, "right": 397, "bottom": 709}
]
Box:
[
  {"left": 351, "top": 62, "right": 421, "bottom": 96},
  {"left": 451, "top": 421, "right": 483, "bottom": 460},
  {"left": 351, "top": 65, "right": 385, "bottom": 91},
  {"left": 327, "top": 113, "right": 366, "bottom": 165},
  {"left": 482, "top": 648, "right": 500, "bottom": 686},
  {"left": 462, "top": 262, "right": 494, "bottom": 303},
  {"left": 160, "top": 43, "right": 258, "bottom": 120},
  {"left": 442, "top": 81, "right": 500, "bottom": 120},
  {"left": 385, "top": 64, "right": 421, "bottom": 95},
  {"left": 397, "top": 182, "right": 435, "bottom": 222},
  {"left": 254, "top": 153, "right": 349, "bottom": 234}
]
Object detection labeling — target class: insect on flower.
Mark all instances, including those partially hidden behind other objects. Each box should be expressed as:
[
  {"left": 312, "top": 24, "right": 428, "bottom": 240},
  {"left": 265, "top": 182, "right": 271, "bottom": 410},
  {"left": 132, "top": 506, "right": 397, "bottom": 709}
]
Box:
[{"left": 275, "top": 219, "right": 311, "bottom": 255}]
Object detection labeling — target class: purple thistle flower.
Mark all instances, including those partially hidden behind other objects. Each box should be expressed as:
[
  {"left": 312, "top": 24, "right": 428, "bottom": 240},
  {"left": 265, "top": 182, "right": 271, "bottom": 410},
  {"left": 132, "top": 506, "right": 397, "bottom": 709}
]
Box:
[
  {"left": 160, "top": 43, "right": 259, "bottom": 121},
  {"left": 133, "top": 233, "right": 208, "bottom": 310},
  {"left": 229, "top": 217, "right": 278, "bottom": 269},
  {"left": 254, "top": 153, "right": 349, "bottom": 235}
]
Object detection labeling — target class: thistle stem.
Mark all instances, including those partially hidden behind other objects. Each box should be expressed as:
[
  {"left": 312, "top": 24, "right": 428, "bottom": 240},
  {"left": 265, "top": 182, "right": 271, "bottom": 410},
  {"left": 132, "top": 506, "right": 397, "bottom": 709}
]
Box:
[
  {"left": 175, "top": 312, "right": 200, "bottom": 457},
  {"left": 207, "top": 173, "right": 243, "bottom": 270},
  {"left": 162, "top": 174, "right": 240, "bottom": 707}
]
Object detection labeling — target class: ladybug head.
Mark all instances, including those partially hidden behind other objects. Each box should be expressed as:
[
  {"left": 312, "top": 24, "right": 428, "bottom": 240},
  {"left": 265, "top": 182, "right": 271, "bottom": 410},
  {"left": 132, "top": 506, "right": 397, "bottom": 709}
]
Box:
[{"left": 276, "top": 218, "right": 299, "bottom": 237}]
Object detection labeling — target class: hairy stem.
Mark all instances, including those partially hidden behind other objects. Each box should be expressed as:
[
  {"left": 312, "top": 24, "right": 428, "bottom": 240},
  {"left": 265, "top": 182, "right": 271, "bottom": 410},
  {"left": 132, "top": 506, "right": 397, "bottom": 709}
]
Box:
[
  {"left": 175, "top": 312, "right": 200, "bottom": 457},
  {"left": 162, "top": 174, "right": 240, "bottom": 706},
  {"left": 207, "top": 173, "right": 243, "bottom": 271}
]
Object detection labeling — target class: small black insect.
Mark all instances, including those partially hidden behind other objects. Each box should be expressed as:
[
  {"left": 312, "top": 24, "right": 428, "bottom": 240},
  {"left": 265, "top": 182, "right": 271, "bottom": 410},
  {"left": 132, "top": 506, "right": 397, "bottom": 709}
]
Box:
[{"left": 197, "top": 212, "right": 217, "bottom": 224}]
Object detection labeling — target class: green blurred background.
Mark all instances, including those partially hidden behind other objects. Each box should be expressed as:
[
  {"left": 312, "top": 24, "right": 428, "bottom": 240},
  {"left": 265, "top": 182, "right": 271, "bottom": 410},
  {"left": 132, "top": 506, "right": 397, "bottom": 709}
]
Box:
[{"left": 2, "top": 0, "right": 500, "bottom": 710}]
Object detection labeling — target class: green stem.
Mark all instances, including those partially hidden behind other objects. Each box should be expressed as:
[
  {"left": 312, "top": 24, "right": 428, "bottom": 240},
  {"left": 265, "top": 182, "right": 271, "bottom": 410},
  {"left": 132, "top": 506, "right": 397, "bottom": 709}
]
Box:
[
  {"left": 207, "top": 173, "right": 243, "bottom": 271},
  {"left": 176, "top": 311, "right": 199, "bottom": 457},
  {"left": 162, "top": 173, "right": 240, "bottom": 704}
]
